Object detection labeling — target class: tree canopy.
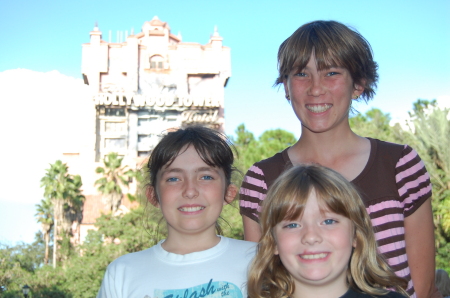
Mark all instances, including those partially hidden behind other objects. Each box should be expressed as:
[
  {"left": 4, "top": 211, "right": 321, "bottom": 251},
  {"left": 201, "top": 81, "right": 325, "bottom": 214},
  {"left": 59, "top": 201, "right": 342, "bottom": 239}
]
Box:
[{"left": 1, "top": 102, "right": 449, "bottom": 296}]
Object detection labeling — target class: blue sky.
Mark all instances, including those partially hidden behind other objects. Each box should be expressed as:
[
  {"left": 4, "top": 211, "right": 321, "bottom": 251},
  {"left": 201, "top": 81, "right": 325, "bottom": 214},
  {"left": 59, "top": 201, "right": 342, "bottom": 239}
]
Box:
[{"left": 0, "top": 0, "right": 449, "bottom": 244}]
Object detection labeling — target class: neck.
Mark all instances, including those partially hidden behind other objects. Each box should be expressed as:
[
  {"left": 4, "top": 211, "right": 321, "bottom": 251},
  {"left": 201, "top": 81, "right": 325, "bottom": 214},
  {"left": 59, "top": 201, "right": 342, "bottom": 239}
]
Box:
[
  {"left": 293, "top": 127, "right": 362, "bottom": 161},
  {"left": 162, "top": 229, "right": 221, "bottom": 255},
  {"left": 292, "top": 282, "right": 349, "bottom": 298}
]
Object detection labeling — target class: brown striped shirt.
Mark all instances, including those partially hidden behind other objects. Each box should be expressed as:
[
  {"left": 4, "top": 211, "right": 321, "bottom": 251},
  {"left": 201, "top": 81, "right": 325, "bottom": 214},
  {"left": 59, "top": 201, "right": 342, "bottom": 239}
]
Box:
[{"left": 239, "top": 138, "right": 432, "bottom": 298}]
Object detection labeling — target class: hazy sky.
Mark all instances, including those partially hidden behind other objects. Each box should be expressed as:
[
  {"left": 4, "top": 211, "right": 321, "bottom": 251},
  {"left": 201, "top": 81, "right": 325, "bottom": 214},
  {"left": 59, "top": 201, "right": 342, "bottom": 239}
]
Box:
[{"left": 0, "top": 0, "right": 449, "bottom": 244}]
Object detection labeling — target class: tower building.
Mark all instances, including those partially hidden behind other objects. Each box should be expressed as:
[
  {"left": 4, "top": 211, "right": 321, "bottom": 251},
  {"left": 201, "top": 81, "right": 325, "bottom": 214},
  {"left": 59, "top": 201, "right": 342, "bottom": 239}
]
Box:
[{"left": 69, "top": 17, "right": 231, "bottom": 242}]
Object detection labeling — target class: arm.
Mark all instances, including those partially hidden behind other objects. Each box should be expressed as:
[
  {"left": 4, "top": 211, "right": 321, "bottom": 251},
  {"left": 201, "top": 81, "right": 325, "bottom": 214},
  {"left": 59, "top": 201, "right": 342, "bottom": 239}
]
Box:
[
  {"left": 404, "top": 198, "right": 439, "bottom": 298},
  {"left": 239, "top": 164, "right": 268, "bottom": 242},
  {"left": 243, "top": 215, "right": 262, "bottom": 242}
]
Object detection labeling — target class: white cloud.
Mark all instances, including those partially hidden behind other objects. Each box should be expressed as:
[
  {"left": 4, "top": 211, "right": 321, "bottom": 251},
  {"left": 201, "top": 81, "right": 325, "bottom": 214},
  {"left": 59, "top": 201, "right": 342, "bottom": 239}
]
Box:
[{"left": 0, "top": 69, "right": 91, "bottom": 204}]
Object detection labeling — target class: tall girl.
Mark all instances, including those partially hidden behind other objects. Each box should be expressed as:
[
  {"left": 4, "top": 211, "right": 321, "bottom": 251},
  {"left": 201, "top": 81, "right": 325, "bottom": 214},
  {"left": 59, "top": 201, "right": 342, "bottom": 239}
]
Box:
[
  {"left": 240, "top": 20, "right": 438, "bottom": 298},
  {"left": 98, "top": 126, "right": 256, "bottom": 298},
  {"left": 248, "top": 164, "right": 408, "bottom": 298}
]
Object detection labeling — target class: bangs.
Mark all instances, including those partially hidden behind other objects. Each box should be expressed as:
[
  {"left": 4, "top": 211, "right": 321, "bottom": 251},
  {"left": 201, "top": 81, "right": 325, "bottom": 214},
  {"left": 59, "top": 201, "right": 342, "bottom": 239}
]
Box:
[
  {"left": 285, "top": 26, "right": 351, "bottom": 76},
  {"left": 279, "top": 186, "right": 350, "bottom": 224},
  {"left": 149, "top": 126, "right": 234, "bottom": 186}
]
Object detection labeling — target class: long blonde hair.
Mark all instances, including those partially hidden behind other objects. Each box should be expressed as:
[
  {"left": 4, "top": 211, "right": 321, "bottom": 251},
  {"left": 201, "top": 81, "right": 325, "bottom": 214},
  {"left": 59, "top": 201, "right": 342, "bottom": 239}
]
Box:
[{"left": 247, "top": 165, "right": 407, "bottom": 298}]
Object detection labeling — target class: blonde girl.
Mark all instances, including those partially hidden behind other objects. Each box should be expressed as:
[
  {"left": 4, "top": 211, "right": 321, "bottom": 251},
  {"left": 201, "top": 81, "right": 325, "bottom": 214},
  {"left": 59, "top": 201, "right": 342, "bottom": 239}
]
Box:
[{"left": 248, "top": 164, "right": 407, "bottom": 298}]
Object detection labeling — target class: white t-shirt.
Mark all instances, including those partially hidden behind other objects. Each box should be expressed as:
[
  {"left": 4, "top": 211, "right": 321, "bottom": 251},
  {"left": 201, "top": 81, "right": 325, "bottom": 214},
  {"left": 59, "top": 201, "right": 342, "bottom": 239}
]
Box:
[{"left": 97, "top": 236, "right": 257, "bottom": 298}]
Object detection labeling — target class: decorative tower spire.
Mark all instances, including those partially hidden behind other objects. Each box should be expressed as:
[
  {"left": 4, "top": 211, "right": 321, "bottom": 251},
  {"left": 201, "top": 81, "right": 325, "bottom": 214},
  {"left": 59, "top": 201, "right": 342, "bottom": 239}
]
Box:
[{"left": 213, "top": 25, "right": 219, "bottom": 36}]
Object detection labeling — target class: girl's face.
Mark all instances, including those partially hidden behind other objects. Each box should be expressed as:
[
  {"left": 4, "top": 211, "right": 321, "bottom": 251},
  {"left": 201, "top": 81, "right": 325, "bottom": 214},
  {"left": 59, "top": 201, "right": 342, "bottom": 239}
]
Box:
[
  {"left": 273, "top": 190, "right": 355, "bottom": 294},
  {"left": 283, "top": 52, "right": 363, "bottom": 135},
  {"left": 151, "top": 145, "right": 237, "bottom": 239}
]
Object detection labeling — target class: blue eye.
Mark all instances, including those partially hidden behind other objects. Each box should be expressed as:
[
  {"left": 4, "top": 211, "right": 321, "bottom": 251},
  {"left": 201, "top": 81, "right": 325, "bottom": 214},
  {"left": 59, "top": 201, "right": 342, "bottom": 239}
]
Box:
[
  {"left": 166, "top": 177, "right": 179, "bottom": 182},
  {"left": 326, "top": 71, "right": 339, "bottom": 76},
  {"left": 323, "top": 219, "right": 337, "bottom": 225},
  {"left": 201, "top": 175, "right": 214, "bottom": 180},
  {"left": 284, "top": 223, "right": 300, "bottom": 229},
  {"left": 294, "top": 72, "right": 307, "bottom": 77}
]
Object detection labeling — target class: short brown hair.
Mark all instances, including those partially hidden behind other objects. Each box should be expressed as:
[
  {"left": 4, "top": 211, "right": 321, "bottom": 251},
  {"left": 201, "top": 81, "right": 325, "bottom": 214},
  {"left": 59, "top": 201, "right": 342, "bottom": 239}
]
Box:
[
  {"left": 147, "top": 126, "right": 236, "bottom": 187},
  {"left": 275, "top": 20, "right": 378, "bottom": 102}
]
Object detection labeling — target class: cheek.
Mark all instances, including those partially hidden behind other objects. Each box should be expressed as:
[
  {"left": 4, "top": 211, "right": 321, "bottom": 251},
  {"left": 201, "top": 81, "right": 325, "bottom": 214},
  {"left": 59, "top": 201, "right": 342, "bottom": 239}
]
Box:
[{"left": 273, "top": 232, "right": 296, "bottom": 256}]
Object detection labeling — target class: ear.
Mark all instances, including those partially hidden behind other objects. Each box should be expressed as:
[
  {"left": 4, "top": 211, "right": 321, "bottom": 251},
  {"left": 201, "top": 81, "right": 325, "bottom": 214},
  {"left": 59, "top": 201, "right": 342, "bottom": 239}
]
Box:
[
  {"left": 146, "top": 186, "right": 159, "bottom": 208},
  {"left": 274, "top": 244, "right": 279, "bottom": 255},
  {"left": 283, "top": 79, "right": 290, "bottom": 101},
  {"left": 224, "top": 184, "right": 238, "bottom": 205},
  {"left": 352, "top": 80, "right": 366, "bottom": 99}
]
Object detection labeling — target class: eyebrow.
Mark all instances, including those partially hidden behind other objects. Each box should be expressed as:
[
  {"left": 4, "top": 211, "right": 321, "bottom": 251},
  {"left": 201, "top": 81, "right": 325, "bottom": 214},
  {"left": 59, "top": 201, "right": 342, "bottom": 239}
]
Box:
[{"left": 160, "top": 166, "right": 218, "bottom": 175}]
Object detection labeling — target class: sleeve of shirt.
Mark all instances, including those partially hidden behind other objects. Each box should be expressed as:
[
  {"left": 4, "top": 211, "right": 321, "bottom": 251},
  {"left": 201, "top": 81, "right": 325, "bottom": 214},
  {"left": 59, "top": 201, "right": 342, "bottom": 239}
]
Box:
[
  {"left": 395, "top": 145, "right": 432, "bottom": 217},
  {"left": 239, "top": 164, "right": 268, "bottom": 223},
  {"left": 97, "top": 264, "right": 119, "bottom": 298}
]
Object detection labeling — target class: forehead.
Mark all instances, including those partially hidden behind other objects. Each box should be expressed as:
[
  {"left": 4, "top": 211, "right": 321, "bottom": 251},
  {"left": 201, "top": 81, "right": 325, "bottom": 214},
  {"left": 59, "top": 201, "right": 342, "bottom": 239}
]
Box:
[
  {"left": 159, "top": 145, "right": 223, "bottom": 174},
  {"left": 280, "top": 189, "right": 346, "bottom": 222}
]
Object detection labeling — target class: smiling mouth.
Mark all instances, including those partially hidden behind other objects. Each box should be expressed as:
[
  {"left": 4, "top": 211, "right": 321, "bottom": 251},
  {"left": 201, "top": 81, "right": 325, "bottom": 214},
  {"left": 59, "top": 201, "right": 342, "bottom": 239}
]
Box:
[
  {"left": 300, "top": 253, "right": 328, "bottom": 260},
  {"left": 178, "top": 206, "right": 205, "bottom": 212},
  {"left": 306, "top": 104, "right": 332, "bottom": 113}
]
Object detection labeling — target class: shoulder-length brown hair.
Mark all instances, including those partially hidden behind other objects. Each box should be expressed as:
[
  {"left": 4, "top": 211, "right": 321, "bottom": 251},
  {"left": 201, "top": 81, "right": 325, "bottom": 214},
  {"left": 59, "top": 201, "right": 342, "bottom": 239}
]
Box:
[{"left": 247, "top": 164, "right": 407, "bottom": 298}]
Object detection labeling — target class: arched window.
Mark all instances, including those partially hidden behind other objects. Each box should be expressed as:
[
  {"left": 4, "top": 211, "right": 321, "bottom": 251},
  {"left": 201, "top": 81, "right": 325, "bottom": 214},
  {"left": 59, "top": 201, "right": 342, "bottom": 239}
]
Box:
[{"left": 149, "top": 55, "right": 164, "bottom": 69}]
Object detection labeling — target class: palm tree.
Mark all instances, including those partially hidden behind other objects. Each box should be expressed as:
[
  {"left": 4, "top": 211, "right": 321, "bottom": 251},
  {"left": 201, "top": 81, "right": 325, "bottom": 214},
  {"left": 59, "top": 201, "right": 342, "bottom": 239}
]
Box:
[
  {"left": 40, "top": 160, "right": 85, "bottom": 268},
  {"left": 61, "top": 174, "right": 85, "bottom": 248},
  {"left": 35, "top": 198, "right": 53, "bottom": 265},
  {"left": 95, "top": 152, "right": 134, "bottom": 213}
]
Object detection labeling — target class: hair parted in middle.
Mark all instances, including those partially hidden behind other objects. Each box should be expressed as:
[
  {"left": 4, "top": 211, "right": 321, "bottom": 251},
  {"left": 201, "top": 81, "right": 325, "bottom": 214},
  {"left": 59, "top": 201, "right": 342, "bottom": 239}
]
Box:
[
  {"left": 247, "top": 164, "right": 407, "bottom": 298},
  {"left": 275, "top": 20, "right": 379, "bottom": 102}
]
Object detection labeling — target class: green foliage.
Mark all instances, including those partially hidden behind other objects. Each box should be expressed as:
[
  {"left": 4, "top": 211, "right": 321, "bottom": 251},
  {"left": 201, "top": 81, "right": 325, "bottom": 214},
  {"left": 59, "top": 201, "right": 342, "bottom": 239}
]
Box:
[
  {"left": 406, "top": 100, "right": 450, "bottom": 257},
  {"left": 220, "top": 200, "right": 244, "bottom": 240},
  {"left": 95, "top": 152, "right": 136, "bottom": 212},
  {"left": 351, "top": 103, "right": 450, "bottom": 271},
  {"left": 231, "top": 124, "right": 296, "bottom": 177},
  {"left": 40, "top": 160, "right": 85, "bottom": 269},
  {"left": 225, "top": 124, "right": 296, "bottom": 240},
  {"left": 4, "top": 114, "right": 449, "bottom": 296}
]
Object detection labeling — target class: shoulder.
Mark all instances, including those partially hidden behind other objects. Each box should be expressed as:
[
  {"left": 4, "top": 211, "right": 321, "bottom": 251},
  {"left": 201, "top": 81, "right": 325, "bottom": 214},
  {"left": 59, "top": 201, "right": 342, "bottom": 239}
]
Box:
[
  {"left": 368, "top": 138, "right": 405, "bottom": 158},
  {"left": 256, "top": 149, "right": 287, "bottom": 166},
  {"left": 342, "top": 288, "right": 406, "bottom": 298},
  {"left": 107, "top": 246, "right": 156, "bottom": 271},
  {"left": 369, "top": 138, "right": 422, "bottom": 163},
  {"left": 222, "top": 237, "right": 257, "bottom": 255}
]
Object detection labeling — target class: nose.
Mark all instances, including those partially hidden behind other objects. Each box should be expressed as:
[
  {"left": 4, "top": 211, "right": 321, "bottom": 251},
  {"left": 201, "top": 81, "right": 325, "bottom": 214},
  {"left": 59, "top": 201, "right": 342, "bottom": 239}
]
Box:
[
  {"left": 308, "top": 77, "right": 325, "bottom": 97},
  {"left": 301, "top": 224, "right": 322, "bottom": 245},
  {"left": 182, "top": 179, "right": 199, "bottom": 199}
]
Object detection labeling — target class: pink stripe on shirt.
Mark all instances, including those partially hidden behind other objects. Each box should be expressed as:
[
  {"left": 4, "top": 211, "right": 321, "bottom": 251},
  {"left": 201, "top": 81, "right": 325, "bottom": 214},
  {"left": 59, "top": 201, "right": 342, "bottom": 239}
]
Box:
[
  {"left": 385, "top": 252, "right": 408, "bottom": 266},
  {"left": 378, "top": 240, "right": 406, "bottom": 255},
  {"left": 248, "top": 165, "right": 264, "bottom": 175},
  {"left": 243, "top": 175, "right": 267, "bottom": 190},
  {"left": 396, "top": 146, "right": 416, "bottom": 165},
  {"left": 370, "top": 213, "right": 404, "bottom": 227},
  {"left": 239, "top": 188, "right": 267, "bottom": 201},
  {"left": 401, "top": 180, "right": 432, "bottom": 205},
  {"left": 239, "top": 200, "right": 262, "bottom": 212},
  {"left": 366, "top": 200, "right": 402, "bottom": 214},
  {"left": 373, "top": 227, "right": 405, "bottom": 241}
]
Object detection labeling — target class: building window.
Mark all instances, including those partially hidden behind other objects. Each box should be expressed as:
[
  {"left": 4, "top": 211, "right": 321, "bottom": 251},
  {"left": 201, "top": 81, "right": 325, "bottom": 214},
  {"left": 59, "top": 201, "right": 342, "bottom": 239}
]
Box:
[
  {"left": 105, "top": 122, "right": 126, "bottom": 133},
  {"left": 104, "top": 138, "right": 126, "bottom": 150},
  {"left": 150, "top": 55, "right": 164, "bottom": 69},
  {"left": 105, "top": 108, "right": 125, "bottom": 117},
  {"left": 138, "top": 151, "right": 150, "bottom": 157}
]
